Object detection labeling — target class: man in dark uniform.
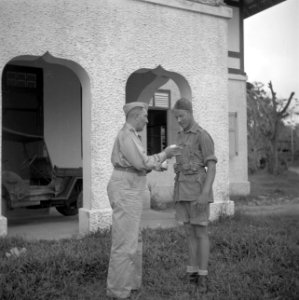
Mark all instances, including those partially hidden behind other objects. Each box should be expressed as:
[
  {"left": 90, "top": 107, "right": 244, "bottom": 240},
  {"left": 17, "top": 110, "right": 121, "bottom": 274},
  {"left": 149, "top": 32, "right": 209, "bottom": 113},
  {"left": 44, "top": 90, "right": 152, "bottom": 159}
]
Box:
[{"left": 173, "top": 98, "right": 217, "bottom": 294}]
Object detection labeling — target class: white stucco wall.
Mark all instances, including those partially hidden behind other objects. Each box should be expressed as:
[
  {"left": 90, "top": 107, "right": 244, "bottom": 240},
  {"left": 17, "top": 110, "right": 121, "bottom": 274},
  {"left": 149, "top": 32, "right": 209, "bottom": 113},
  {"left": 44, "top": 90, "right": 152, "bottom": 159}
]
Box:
[
  {"left": 227, "top": 6, "right": 240, "bottom": 53},
  {"left": 228, "top": 74, "right": 250, "bottom": 195},
  {"left": 0, "top": 0, "right": 233, "bottom": 235}
]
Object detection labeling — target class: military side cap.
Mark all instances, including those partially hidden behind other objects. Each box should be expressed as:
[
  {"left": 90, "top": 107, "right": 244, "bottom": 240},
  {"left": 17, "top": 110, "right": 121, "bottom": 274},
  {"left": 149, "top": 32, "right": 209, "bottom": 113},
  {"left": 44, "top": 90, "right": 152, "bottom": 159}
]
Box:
[
  {"left": 123, "top": 102, "right": 148, "bottom": 116},
  {"left": 173, "top": 97, "right": 193, "bottom": 112}
]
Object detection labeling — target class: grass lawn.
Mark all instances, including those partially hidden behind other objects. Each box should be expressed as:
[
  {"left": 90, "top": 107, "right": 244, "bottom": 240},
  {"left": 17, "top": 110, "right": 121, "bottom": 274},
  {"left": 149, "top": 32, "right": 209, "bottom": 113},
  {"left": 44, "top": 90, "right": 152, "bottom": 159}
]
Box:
[
  {"left": 232, "top": 169, "right": 299, "bottom": 206},
  {"left": 1, "top": 213, "right": 298, "bottom": 299},
  {"left": 1, "top": 170, "right": 299, "bottom": 299}
]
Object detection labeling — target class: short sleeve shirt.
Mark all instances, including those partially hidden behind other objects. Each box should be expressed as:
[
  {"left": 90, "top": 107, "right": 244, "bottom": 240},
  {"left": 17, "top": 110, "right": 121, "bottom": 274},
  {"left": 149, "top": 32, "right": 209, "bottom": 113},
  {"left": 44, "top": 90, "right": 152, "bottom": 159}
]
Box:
[{"left": 174, "top": 122, "right": 217, "bottom": 202}]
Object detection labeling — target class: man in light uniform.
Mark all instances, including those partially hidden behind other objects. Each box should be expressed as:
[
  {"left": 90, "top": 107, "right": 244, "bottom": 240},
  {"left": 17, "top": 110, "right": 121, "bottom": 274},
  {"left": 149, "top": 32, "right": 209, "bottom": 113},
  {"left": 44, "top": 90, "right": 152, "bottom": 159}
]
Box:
[
  {"left": 173, "top": 98, "right": 217, "bottom": 294},
  {"left": 106, "top": 101, "right": 179, "bottom": 299}
]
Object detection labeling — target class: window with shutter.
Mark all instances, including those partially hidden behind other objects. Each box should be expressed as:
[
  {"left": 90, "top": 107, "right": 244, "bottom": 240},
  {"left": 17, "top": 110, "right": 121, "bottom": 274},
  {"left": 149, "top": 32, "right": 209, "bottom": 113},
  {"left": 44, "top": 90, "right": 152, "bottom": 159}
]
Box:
[{"left": 147, "top": 90, "right": 170, "bottom": 155}]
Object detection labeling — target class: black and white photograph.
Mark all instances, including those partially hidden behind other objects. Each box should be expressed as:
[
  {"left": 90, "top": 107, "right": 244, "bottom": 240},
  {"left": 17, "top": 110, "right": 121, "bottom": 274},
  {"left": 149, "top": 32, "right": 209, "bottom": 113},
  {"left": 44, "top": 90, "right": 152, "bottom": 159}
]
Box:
[{"left": 0, "top": 0, "right": 298, "bottom": 299}]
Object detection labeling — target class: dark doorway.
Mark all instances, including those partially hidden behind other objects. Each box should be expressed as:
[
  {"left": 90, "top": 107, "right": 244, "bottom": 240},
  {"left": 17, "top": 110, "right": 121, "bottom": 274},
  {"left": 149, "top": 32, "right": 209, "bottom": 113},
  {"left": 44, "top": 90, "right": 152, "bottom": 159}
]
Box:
[
  {"left": 147, "top": 109, "right": 167, "bottom": 155},
  {"left": 2, "top": 64, "right": 43, "bottom": 135},
  {"left": 2, "top": 65, "right": 44, "bottom": 180}
]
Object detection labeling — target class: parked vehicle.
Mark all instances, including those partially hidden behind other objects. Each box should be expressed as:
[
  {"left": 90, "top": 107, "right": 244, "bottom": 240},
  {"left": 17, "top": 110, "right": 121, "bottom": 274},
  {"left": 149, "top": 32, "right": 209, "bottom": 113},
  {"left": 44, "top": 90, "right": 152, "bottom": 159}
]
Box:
[{"left": 1, "top": 127, "right": 82, "bottom": 217}]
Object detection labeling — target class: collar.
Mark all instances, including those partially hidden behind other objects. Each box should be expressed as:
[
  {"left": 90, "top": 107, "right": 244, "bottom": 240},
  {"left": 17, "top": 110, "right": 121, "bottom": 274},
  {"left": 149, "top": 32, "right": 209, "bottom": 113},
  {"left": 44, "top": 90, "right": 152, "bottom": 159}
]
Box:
[
  {"left": 178, "top": 122, "right": 200, "bottom": 134},
  {"left": 124, "top": 122, "right": 139, "bottom": 137}
]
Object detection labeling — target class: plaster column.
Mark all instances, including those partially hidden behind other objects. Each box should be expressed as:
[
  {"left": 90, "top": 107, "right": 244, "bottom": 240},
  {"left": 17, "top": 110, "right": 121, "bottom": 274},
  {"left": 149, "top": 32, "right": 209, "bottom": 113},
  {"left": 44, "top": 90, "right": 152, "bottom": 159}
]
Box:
[
  {"left": 209, "top": 201, "right": 235, "bottom": 221},
  {"left": 79, "top": 206, "right": 111, "bottom": 236},
  {"left": 0, "top": 64, "right": 8, "bottom": 236},
  {"left": 78, "top": 82, "right": 112, "bottom": 235},
  {"left": 0, "top": 215, "right": 7, "bottom": 237},
  {"left": 78, "top": 155, "right": 113, "bottom": 235},
  {"left": 0, "top": 136, "right": 7, "bottom": 237},
  {"left": 228, "top": 74, "right": 251, "bottom": 196},
  {"left": 78, "top": 158, "right": 113, "bottom": 235}
]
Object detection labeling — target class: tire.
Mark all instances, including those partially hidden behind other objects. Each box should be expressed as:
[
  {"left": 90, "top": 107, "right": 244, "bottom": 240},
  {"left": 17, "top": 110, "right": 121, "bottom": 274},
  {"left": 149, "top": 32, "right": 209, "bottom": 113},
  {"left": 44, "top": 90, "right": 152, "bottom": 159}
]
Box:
[{"left": 56, "top": 190, "right": 82, "bottom": 216}]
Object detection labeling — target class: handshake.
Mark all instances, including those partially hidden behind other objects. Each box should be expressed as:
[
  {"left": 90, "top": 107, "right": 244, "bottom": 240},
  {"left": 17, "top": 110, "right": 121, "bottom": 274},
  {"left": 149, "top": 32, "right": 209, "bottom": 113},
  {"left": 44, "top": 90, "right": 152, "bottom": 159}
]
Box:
[{"left": 164, "top": 144, "right": 182, "bottom": 159}]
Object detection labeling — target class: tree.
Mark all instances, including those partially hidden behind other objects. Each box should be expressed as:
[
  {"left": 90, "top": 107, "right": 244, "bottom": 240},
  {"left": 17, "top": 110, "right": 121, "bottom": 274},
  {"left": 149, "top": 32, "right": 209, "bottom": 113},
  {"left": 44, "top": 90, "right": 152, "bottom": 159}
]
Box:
[
  {"left": 247, "top": 82, "right": 270, "bottom": 173},
  {"left": 247, "top": 81, "right": 296, "bottom": 174}
]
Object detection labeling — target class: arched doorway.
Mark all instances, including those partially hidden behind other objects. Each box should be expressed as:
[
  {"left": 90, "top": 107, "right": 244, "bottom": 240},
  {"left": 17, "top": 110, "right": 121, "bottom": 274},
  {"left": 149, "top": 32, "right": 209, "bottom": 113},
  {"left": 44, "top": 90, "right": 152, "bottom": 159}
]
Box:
[
  {"left": 1, "top": 52, "right": 90, "bottom": 236},
  {"left": 125, "top": 66, "right": 192, "bottom": 208},
  {"left": 126, "top": 65, "right": 191, "bottom": 155}
]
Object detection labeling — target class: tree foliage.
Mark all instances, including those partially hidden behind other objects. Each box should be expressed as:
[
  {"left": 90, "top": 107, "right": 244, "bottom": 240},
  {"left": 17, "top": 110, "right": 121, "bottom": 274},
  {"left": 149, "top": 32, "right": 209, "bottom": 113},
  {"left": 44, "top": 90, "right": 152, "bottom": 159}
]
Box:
[{"left": 247, "top": 81, "right": 296, "bottom": 174}]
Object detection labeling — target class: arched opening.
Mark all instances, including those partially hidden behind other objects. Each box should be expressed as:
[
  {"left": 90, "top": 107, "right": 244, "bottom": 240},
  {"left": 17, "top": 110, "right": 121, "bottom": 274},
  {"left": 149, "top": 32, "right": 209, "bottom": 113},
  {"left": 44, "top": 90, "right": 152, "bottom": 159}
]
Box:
[
  {"left": 1, "top": 52, "right": 91, "bottom": 229},
  {"left": 126, "top": 65, "right": 192, "bottom": 155}
]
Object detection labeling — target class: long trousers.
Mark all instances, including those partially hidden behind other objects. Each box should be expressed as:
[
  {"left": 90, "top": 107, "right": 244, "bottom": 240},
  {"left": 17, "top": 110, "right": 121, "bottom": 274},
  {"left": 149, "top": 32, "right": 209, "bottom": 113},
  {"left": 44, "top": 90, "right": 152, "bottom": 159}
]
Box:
[{"left": 106, "top": 169, "right": 149, "bottom": 299}]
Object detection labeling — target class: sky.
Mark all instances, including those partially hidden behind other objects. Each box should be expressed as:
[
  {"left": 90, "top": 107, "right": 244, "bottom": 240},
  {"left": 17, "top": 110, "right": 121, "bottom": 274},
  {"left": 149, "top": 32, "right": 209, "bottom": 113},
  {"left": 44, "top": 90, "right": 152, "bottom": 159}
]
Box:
[{"left": 244, "top": 0, "right": 299, "bottom": 101}]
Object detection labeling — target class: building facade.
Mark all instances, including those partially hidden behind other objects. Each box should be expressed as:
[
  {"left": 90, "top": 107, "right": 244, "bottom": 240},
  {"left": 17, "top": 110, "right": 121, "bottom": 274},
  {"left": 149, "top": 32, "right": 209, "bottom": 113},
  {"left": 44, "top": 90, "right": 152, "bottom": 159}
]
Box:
[{"left": 0, "top": 0, "right": 255, "bottom": 236}]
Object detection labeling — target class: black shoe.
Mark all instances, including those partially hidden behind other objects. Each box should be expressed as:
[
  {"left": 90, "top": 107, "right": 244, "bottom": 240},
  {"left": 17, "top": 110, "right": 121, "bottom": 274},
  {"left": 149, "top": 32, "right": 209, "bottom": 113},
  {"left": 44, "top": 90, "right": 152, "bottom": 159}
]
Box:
[{"left": 188, "top": 272, "right": 199, "bottom": 285}]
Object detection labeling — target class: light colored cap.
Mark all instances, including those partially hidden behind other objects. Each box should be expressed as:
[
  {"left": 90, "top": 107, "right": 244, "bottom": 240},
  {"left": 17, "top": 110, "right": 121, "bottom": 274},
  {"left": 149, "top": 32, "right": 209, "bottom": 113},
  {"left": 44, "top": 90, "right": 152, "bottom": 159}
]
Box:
[{"left": 123, "top": 102, "right": 148, "bottom": 116}]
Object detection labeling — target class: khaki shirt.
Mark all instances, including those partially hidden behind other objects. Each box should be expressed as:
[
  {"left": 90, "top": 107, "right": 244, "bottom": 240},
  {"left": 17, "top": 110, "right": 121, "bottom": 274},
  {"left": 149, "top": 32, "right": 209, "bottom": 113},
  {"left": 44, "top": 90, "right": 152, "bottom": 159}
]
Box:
[
  {"left": 111, "top": 123, "right": 166, "bottom": 172},
  {"left": 174, "top": 122, "right": 217, "bottom": 202}
]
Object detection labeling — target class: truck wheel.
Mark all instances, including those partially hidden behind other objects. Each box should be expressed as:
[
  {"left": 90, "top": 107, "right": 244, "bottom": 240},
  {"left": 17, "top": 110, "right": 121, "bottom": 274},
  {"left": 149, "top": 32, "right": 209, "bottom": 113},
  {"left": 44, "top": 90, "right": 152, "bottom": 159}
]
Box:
[
  {"left": 56, "top": 191, "right": 82, "bottom": 216},
  {"left": 56, "top": 205, "right": 78, "bottom": 216}
]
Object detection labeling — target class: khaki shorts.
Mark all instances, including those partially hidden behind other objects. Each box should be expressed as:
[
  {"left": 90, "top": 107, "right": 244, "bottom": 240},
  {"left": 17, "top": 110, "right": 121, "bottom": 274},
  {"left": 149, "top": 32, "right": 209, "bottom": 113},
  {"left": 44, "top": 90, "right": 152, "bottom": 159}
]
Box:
[{"left": 175, "top": 201, "right": 210, "bottom": 226}]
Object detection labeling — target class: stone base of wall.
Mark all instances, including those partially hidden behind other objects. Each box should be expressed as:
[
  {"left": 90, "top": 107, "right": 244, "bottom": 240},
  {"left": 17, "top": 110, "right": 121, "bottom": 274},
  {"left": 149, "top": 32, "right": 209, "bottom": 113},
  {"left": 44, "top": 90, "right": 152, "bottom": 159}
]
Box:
[
  {"left": 209, "top": 200, "right": 235, "bottom": 221},
  {"left": 0, "top": 216, "right": 7, "bottom": 236},
  {"left": 79, "top": 208, "right": 112, "bottom": 235},
  {"left": 229, "top": 181, "right": 250, "bottom": 196}
]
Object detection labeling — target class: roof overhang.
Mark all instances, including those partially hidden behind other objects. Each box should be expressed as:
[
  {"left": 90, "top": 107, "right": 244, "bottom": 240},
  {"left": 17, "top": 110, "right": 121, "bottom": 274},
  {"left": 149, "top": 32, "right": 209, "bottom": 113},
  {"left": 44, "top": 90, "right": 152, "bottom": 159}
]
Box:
[
  {"left": 243, "top": 0, "right": 287, "bottom": 18},
  {"left": 2, "top": 127, "right": 43, "bottom": 143}
]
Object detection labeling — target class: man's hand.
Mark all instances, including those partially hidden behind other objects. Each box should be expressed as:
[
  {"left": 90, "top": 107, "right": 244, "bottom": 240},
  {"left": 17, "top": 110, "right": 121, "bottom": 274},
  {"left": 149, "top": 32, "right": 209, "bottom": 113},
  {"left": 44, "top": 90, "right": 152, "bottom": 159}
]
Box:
[
  {"left": 192, "top": 192, "right": 209, "bottom": 208},
  {"left": 160, "top": 160, "right": 168, "bottom": 171},
  {"left": 164, "top": 145, "right": 182, "bottom": 158}
]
